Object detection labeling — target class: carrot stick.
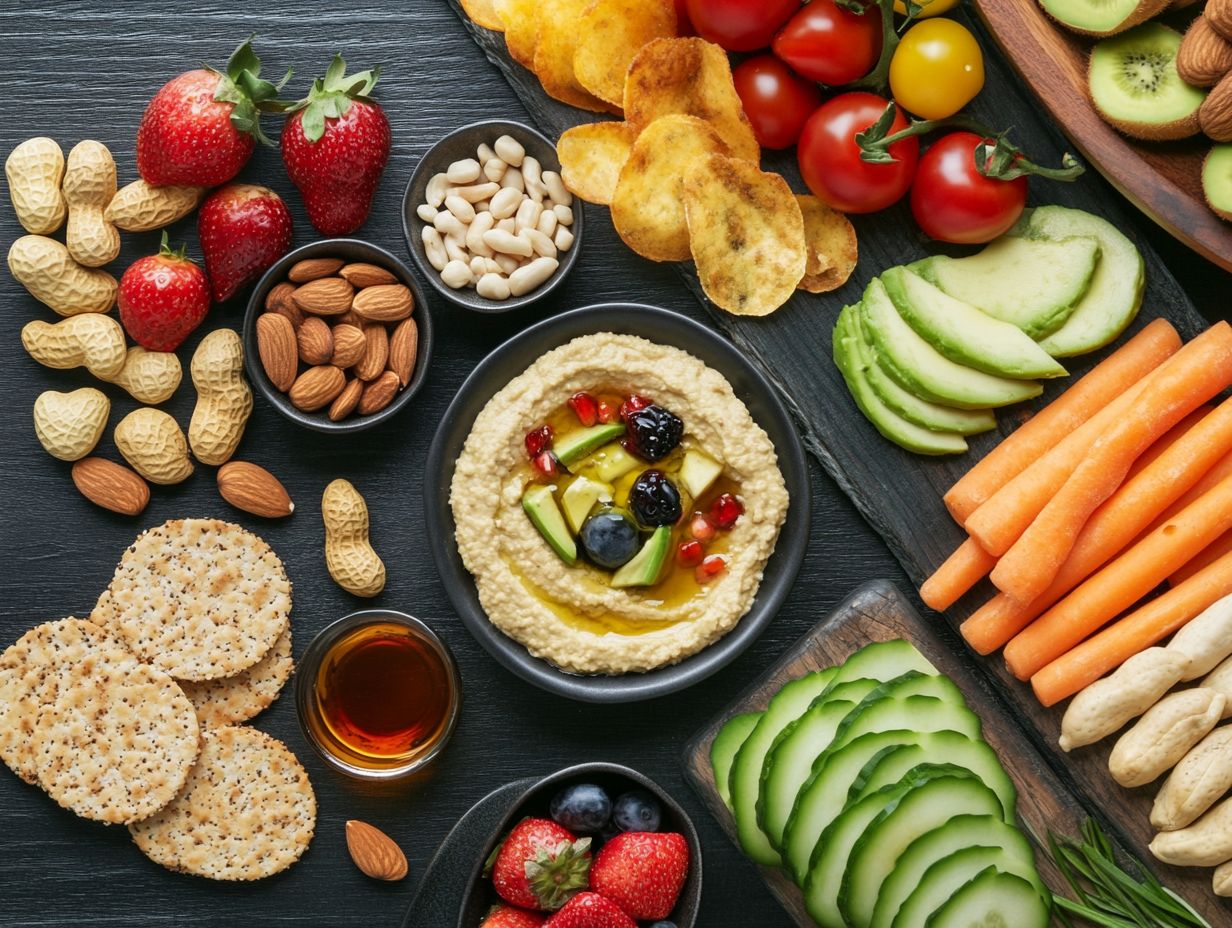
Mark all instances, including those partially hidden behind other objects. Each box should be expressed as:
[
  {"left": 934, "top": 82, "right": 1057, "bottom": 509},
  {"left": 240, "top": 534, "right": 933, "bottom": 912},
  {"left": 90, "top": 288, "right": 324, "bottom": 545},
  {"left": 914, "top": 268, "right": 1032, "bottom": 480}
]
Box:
[
  {"left": 1003, "top": 469, "right": 1232, "bottom": 679},
  {"left": 989, "top": 323, "right": 1232, "bottom": 603},
  {"left": 920, "top": 538, "right": 998, "bottom": 611},
  {"left": 960, "top": 402, "right": 1232, "bottom": 654},
  {"left": 1126, "top": 405, "right": 1213, "bottom": 480},
  {"left": 1031, "top": 549, "right": 1232, "bottom": 707},
  {"left": 944, "top": 319, "right": 1181, "bottom": 523},
  {"left": 1172, "top": 531, "right": 1232, "bottom": 586}
]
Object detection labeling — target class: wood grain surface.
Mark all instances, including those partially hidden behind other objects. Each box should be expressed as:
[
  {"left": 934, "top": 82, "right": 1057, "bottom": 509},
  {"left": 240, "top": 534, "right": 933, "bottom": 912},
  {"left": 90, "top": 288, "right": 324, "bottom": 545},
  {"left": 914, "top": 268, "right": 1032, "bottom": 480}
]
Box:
[{"left": 973, "top": 0, "right": 1232, "bottom": 273}]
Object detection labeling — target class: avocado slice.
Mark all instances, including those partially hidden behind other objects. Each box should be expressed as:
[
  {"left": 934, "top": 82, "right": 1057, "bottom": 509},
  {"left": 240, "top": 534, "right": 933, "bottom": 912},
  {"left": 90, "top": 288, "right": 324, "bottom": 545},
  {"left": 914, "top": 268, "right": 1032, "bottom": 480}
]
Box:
[
  {"left": 522, "top": 484, "right": 577, "bottom": 565},
  {"left": 561, "top": 476, "right": 613, "bottom": 535},
  {"left": 611, "top": 525, "right": 672, "bottom": 588},
  {"left": 680, "top": 449, "right": 723, "bottom": 499},
  {"left": 880, "top": 266, "right": 1067, "bottom": 380},
  {"left": 580, "top": 441, "right": 641, "bottom": 483},
  {"left": 554, "top": 423, "right": 626, "bottom": 467}
]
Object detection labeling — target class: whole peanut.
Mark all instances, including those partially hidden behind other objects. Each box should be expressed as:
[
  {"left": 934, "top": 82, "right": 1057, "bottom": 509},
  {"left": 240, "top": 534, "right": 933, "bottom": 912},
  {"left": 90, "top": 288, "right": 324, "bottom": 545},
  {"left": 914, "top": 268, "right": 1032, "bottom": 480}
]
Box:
[
  {"left": 1109, "top": 688, "right": 1226, "bottom": 788},
  {"left": 1059, "top": 648, "right": 1191, "bottom": 751},
  {"left": 1152, "top": 726, "right": 1232, "bottom": 830},
  {"left": 99, "top": 347, "right": 182, "bottom": 404},
  {"left": 1202, "top": 655, "right": 1232, "bottom": 718},
  {"left": 6, "top": 137, "right": 66, "bottom": 234},
  {"left": 1168, "top": 594, "right": 1232, "bottom": 680},
  {"left": 22, "top": 314, "right": 126, "bottom": 379},
  {"left": 1151, "top": 796, "right": 1232, "bottom": 866},
  {"left": 8, "top": 235, "right": 116, "bottom": 315},
  {"left": 104, "top": 179, "right": 202, "bottom": 231},
  {"left": 322, "top": 479, "right": 386, "bottom": 597},
  {"left": 32, "top": 388, "right": 110, "bottom": 461},
  {"left": 114, "top": 408, "right": 193, "bottom": 485},
  {"left": 188, "top": 329, "right": 252, "bottom": 466},
  {"left": 1215, "top": 861, "right": 1232, "bottom": 897},
  {"left": 62, "top": 140, "right": 119, "bottom": 267}
]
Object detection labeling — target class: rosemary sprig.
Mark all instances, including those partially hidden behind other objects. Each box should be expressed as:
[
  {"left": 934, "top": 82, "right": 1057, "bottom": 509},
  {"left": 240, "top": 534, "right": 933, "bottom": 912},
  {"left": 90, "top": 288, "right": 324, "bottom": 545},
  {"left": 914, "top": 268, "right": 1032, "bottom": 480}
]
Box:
[{"left": 1048, "top": 820, "right": 1210, "bottom": 928}]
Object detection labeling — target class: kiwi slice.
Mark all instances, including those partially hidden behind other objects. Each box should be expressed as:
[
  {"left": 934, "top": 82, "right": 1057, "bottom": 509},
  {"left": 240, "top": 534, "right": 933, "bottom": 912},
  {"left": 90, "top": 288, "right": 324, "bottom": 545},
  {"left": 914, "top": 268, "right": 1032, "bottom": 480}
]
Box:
[
  {"left": 1040, "top": 0, "right": 1169, "bottom": 37},
  {"left": 1089, "top": 23, "right": 1207, "bottom": 140},
  {"left": 1203, "top": 145, "right": 1232, "bottom": 221}
]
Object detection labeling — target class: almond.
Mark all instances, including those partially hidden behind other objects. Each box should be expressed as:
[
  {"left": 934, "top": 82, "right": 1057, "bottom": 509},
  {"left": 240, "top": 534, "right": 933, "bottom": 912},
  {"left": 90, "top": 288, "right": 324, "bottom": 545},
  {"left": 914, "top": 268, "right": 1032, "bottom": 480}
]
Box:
[
  {"left": 345, "top": 820, "right": 408, "bottom": 882},
  {"left": 1179, "top": 16, "right": 1232, "bottom": 87},
  {"left": 265, "top": 281, "right": 304, "bottom": 329},
  {"left": 289, "top": 365, "right": 347, "bottom": 411},
  {"left": 1212, "top": 0, "right": 1232, "bottom": 41},
  {"left": 329, "top": 378, "right": 364, "bottom": 421},
  {"left": 288, "top": 256, "right": 344, "bottom": 283},
  {"left": 337, "top": 309, "right": 369, "bottom": 330},
  {"left": 1201, "top": 70, "right": 1232, "bottom": 141},
  {"left": 359, "top": 370, "right": 401, "bottom": 415},
  {"left": 355, "top": 324, "right": 390, "bottom": 381},
  {"left": 292, "top": 277, "right": 354, "bottom": 316},
  {"left": 352, "top": 284, "right": 414, "bottom": 323},
  {"left": 331, "top": 324, "right": 367, "bottom": 369},
  {"left": 71, "top": 457, "right": 149, "bottom": 516},
  {"left": 339, "top": 262, "right": 397, "bottom": 288},
  {"left": 217, "top": 461, "right": 294, "bottom": 518},
  {"left": 389, "top": 317, "right": 419, "bottom": 387},
  {"left": 297, "top": 316, "right": 335, "bottom": 365},
  {"left": 256, "top": 312, "right": 298, "bottom": 392}
]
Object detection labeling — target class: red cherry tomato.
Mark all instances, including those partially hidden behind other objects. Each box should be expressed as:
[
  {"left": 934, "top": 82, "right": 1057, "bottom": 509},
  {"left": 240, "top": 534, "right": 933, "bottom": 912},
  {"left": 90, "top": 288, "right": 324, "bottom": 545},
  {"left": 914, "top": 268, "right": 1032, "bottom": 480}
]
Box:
[
  {"left": 732, "top": 55, "right": 823, "bottom": 149},
  {"left": 772, "top": 0, "right": 882, "bottom": 86},
  {"left": 673, "top": 0, "right": 695, "bottom": 34},
  {"left": 910, "top": 131, "right": 1027, "bottom": 244},
  {"left": 685, "top": 0, "right": 800, "bottom": 51},
  {"left": 797, "top": 93, "right": 919, "bottom": 213}
]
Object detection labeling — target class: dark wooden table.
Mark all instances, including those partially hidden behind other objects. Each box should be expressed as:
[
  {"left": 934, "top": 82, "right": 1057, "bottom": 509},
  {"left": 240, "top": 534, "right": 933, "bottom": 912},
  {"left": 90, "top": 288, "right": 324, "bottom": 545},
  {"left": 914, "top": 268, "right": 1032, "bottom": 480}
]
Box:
[{"left": 0, "top": 3, "right": 1224, "bottom": 926}]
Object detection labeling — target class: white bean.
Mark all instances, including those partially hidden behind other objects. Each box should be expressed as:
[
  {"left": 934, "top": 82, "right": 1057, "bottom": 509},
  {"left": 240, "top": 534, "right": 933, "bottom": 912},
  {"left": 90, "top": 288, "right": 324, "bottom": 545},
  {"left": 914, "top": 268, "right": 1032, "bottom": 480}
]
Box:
[
  {"left": 536, "top": 210, "right": 558, "bottom": 237},
  {"left": 494, "top": 253, "right": 520, "bottom": 275},
  {"left": 433, "top": 210, "right": 468, "bottom": 238},
  {"left": 477, "top": 272, "right": 511, "bottom": 300},
  {"left": 515, "top": 198, "right": 543, "bottom": 232},
  {"left": 484, "top": 257, "right": 503, "bottom": 275},
  {"left": 554, "top": 226, "right": 574, "bottom": 253},
  {"left": 508, "top": 257, "right": 559, "bottom": 296},
  {"left": 477, "top": 142, "right": 497, "bottom": 165},
  {"left": 483, "top": 158, "right": 506, "bottom": 183},
  {"left": 426, "top": 173, "right": 450, "bottom": 208},
  {"left": 496, "top": 217, "right": 517, "bottom": 234},
  {"left": 522, "top": 227, "right": 557, "bottom": 258},
  {"left": 444, "top": 233, "right": 469, "bottom": 264},
  {"left": 500, "top": 167, "right": 525, "bottom": 193},
  {"left": 446, "top": 158, "right": 482, "bottom": 184},
  {"left": 495, "top": 134, "right": 526, "bottom": 167},
  {"left": 488, "top": 186, "right": 524, "bottom": 220},
  {"left": 484, "top": 228, "right": 534, "bottom": 257},
  {"left": 469, "top": 255, "right": 487, "bottom": 278},
  {"left": 416, "top": 203, "right": 438, "bottom": 223},
  {"left": 522, "top": 155, "right": 543, "bottom": 189},
  {"left": 421, "top": 226, "right": 448, "bottom": 272},
  {"left": 448, "top": 182, "right": 501, "bottom": 203},
  {"left": 466, "top": 212, "right": 497, "bottom": 257},
  {"left": 445, "top": 194, "right": 477, "bottom": 224},
  {"left": 542, "top": 170, "right": 572, "bottom": 206},
  {"left": 441, "top": 260, "right": 473, "bottom": 290},
  {"left": 554, "top": 204, "right": 574, "bottom": 226}
]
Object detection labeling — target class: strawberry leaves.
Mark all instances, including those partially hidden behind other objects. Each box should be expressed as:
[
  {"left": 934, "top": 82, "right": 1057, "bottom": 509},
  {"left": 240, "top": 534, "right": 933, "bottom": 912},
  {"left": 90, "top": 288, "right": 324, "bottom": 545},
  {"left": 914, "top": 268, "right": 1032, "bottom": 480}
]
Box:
[
  {"left": 212, "top": 35, "right": 292, "bottom": 147},
  {"left": 285, "top": 54, "right": 383, "bottom": 143}
]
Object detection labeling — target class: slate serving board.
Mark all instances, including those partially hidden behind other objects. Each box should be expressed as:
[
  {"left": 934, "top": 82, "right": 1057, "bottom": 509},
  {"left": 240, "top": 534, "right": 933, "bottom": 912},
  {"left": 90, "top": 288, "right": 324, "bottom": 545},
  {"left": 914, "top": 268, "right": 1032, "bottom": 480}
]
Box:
[{"left": 450, "top": 3, "right": 1228, "bottom": 918}]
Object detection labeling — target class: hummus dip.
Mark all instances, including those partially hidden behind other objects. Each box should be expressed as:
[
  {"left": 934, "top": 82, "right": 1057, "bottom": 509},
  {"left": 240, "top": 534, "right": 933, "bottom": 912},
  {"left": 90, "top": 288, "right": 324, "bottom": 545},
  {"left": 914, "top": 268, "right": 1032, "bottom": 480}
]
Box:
[{"left": 450, "top": 333, "right": 789, "bottom": 675}]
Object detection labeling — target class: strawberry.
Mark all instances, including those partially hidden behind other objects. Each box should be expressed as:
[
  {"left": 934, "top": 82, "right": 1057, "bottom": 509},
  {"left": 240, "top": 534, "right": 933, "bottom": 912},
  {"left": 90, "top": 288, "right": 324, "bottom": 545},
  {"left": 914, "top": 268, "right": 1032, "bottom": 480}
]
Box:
[
  {"left": 542, "top": 893, "right": 636, "bottom": 928},
  {"left": 198, "top": 183, "right": 293, "bottom": 302},
  {"left": 487, "top": 817, "right": 592, "bottom": 912},
  {"left": 480, "top": 906, "right": 547, "bottom": 928},
  {"left": 137, "top": 36, "right": 289, "bottom": 187},
  {"left": 117, "top": 233, "right": 211, "bottom": 351},
  {"left": 588, "top": 832, "right": 688, "bottom": 921},
  {"left": 280, "top": 54, "right": 391, "bottom": 235}
]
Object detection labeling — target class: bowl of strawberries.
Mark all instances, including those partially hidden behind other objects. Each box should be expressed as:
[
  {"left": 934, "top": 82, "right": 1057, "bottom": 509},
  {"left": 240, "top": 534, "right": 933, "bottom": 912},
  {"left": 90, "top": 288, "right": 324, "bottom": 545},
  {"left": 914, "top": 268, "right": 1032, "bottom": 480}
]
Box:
[{"left": 460, "top": 762, "right": 702, "bottom": 928}]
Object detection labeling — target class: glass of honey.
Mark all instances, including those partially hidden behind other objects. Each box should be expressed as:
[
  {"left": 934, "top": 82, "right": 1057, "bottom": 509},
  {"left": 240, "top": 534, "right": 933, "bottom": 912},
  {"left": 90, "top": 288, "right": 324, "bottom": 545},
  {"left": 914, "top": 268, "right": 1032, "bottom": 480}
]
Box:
[{"left": 296, "top": 610, "right": 461, "bottom": 780}]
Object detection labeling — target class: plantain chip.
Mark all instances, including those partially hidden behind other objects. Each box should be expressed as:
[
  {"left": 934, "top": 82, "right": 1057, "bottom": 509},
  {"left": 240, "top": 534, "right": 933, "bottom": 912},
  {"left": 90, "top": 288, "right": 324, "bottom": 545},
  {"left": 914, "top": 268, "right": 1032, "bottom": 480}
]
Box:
[
  {"left": 502, "top": 0, "right": 542, "bottom": 67},
  {"left": 574, "top": 0, "right": 677, "bottom": 109},
  {"left": 683, "top": 154, "right": 806, "bottom": 316},
  {"left": 557, "top": 121, "right": 638, "bottom": 205},
  {"left": 796, "top": 195, "right": 858, "bottom": 294},
  {"left": 623, "top": 37, "right": 760, "bottom": 164},
  {"left": 460, "top": 0, "right": 508, "bottom": 31},
  {"left": 534, "top": 0, "right": 617, "bottom": 113},
  {"left": 611, "top": 114, "right": 731, "bottom": 263}
]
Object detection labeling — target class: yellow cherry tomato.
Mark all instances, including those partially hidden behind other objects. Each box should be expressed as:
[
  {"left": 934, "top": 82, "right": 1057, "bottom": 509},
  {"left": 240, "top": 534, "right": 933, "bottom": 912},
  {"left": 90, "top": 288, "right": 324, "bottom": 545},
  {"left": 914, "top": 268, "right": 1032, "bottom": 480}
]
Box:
[
  {"left": 894, "top": 0, "right": 963, "bottom": 17},
  {"left": 889, "top": 19, "right": 985, "bottom": 120}
]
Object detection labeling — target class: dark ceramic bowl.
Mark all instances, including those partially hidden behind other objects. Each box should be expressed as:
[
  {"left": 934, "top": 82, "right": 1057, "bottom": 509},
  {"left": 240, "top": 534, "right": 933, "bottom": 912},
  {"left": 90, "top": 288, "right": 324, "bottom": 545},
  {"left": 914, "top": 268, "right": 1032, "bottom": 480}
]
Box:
[
  {"left": 424, "top": 303, "right": 810, "bottom": 703},
  {"left": 401, "top": 118, "right": 583, "bottom": 314},
  {"left": 242, "top": 238, "right": 434, "bottom": 434},
  {"left": 455, "top": 762, "right": 703, "bottom": 928}
]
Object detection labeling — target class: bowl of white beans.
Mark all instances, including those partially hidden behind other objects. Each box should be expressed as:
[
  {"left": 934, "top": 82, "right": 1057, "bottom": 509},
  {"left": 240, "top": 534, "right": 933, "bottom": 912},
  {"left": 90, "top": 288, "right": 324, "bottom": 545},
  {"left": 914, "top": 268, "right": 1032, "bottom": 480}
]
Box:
[{"left": 402, "top": 119, "right": 583, "bottom": 313}]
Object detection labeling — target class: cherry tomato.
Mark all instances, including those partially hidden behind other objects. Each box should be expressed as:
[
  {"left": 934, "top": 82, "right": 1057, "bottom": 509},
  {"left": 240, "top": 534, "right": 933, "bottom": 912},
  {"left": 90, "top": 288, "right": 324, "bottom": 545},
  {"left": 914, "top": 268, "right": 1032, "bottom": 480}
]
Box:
[
  {"left": 685, "top": 0, "right": 799, "bottom": 51},
  {"left": 797, "top": 92, "right": 919, "bottom": 214},
  {"left": 772, "top": 0, "right": 882, "bottom": 86},
  {"left": 910, "top": 132, "right": 1027, "bottom": 244},
  {"left": 889, "top": 18, "right": 985, "bottom": 120},
  {"left": 672, "top": 0, "right": 695, "bottom": 35},
  {"left": 894, "top": 0, "right": 962, "bottom": 16},
  {"left": 732, "top": 55, "right": 823, "bottom": 149}
]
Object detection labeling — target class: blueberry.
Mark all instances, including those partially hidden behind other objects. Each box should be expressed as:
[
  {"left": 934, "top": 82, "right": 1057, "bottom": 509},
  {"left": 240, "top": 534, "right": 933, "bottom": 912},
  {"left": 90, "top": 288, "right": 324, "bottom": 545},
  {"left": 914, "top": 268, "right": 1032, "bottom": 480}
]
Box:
[
  {"left": 647, "top": 922, "right": 678, "bottom": 928},
  {"left": 612, "top": 789, "right": 662, "bottom": 832},
  {"left": 550, "top": 783, "right": 612, "bottom": 834},
  {"left": 579, "top": 509, "right": 641, "bottom": 569},
  {"left": 628, "top": 469, "right": 682, "bottom": 528},
  {"left": 624, "top": 404, "right": 683, "bottom": 462}
]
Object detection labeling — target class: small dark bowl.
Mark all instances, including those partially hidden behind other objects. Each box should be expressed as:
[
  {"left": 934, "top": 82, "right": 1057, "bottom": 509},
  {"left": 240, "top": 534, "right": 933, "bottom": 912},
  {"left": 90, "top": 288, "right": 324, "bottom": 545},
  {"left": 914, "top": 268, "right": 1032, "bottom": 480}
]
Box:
[
  {"left": 242, "top": 238, "right": 434, "bottom": 434},
  {"left": 424, "top": 303, "right": 810, "bottom": 703},
  {"left": 401, "top": 118, "right": 584, "bottom": 314},
  {"left": 456, "top": 762, "right": 703, "bottom": 928}
]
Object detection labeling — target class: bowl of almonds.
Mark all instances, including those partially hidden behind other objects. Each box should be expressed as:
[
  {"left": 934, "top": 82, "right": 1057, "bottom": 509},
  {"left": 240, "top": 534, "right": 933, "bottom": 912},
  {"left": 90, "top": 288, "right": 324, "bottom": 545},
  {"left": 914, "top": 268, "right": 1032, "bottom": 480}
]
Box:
[{"left": 243, "top": 239, "right": 432, "bottom": 433}]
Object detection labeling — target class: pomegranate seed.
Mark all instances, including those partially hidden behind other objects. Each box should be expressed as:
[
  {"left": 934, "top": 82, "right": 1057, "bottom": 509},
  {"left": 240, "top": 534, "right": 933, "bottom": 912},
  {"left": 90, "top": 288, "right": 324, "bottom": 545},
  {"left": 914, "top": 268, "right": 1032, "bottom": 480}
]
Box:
[
  {"left": 568, "top": 392, "right": 598, "bottom": 427},
  {"left": 677, "top": 539, "right": 704, "bottom": 567},
  {"left": 533, "top": 451, "right": 558, "bottom": 476},
  {"left": 525, "top": 424, "right": 553, "bottom": 458},
  {"left": 620, "top": 393, "right": 654, "bottom": 421},
  {"left": 597, "top": 399, "right": 619, "bottom": 424},
  {"left": 689, "top": 513, "right": 716, "bottom": 541},
  {"left": 710, "top": 493, "right": 744, "bottom": 529},
  {"left": 696, "top": 555, "right": 727, "bottom": 583}
]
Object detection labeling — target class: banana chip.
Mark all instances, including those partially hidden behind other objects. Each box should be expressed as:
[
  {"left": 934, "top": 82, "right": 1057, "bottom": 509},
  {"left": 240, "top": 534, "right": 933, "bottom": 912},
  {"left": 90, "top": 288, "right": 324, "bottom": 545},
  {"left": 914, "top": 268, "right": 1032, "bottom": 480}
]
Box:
[
  {"left": 796, "top": 195, "right": 858, "bottom": 294},
  {"left": 574, "top": 0, "right": 677, "bottom": 108},
  {"left": 683, "top": 154, "right": 806, "bottom": 316},
  {"left": 535, "top": 0, "right": 615, "bottom": 113},
  {"left": 557, "top": 121, "right": 637, "bottom": 205},
  {"left": 612, "top": 115, "right": 731, "bottom": 263},
  {"left": 460, "top": 0, "right": 508, "bottom": 31}
]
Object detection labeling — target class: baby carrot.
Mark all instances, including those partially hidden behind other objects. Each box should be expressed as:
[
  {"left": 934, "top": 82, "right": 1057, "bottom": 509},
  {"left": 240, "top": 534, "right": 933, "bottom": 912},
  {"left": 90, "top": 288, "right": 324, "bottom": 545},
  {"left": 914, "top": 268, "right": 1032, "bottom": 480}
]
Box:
[
  {"left": 1171, "top": 532, "right": 1232, "bottom": 587},
  {"left": 920, "top": 537, "right": 998, "bottom": 611}
]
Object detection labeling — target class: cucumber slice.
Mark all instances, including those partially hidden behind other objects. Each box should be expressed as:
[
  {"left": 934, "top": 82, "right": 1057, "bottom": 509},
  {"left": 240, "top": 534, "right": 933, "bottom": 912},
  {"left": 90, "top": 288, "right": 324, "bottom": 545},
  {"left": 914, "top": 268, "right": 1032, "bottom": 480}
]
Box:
[
  {"left": 820, "top": 640, "right": 936, "bottom": 698},
  {"left": 841, "top": 770, "right": 1008, "bottom": 927},
  {"left": 831, "top": 692, "right": 981, "bottom": 755},
  {"left": 893, "top": 852, "right": 1045, "bottom": 928},
  {"left": 920, "top": 867, "right": 1050, "bottom": 928},
  {"left": 871, "top": 815, "right": 1040, "bottom": 928},
  {"left": 710, "top": 712, "right": 760, "bottom": 811}
]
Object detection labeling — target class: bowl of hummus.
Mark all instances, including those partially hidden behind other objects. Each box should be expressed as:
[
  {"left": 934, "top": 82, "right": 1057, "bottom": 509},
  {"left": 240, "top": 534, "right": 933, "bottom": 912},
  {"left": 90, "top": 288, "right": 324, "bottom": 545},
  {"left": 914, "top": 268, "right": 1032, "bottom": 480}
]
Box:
[{"left": 426, "top": 303, "right": 808, "bottom": 702}]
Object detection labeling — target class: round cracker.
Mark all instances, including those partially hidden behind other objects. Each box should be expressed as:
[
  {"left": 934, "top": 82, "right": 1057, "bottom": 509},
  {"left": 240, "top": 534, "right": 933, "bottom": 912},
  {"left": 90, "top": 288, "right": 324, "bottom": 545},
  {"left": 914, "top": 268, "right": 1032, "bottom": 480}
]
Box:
[
  {"left": 177, "top": 625, "right": 293, "bottom": 729},
  {"left": 32, "top": 654, "right": 200, "bottom": 824},
  {"left": 0, "top": 618, "right": 123, "bottom": 784},
  {"left": 130, "top": 726, "right": 316, "bottom": 881},
  {"left": 796, "top": 194, "right": 858, "bottom": 294},
  {"left": 105, "top": 519, "right": 292, "bottom": 682}
]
